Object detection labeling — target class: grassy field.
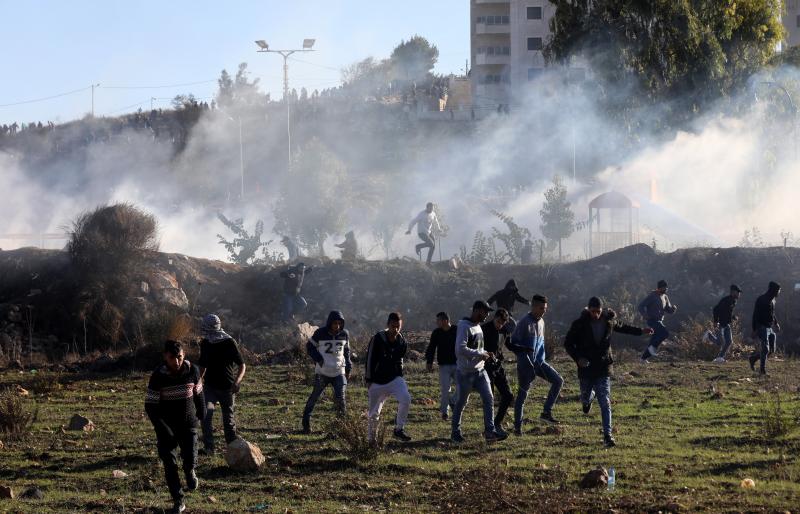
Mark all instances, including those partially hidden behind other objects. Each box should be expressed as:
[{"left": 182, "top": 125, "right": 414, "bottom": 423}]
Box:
[{"left": 1, "top": 351, "right": 799, "bottom": 513}]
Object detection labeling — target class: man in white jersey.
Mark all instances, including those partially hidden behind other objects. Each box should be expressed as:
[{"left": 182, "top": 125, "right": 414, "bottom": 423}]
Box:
[
  {"left": 301, "top": 311, "right": 351, "bottom": 434},
  {"left": 406, "top": 202, "right": 442, "bottom": 265}
]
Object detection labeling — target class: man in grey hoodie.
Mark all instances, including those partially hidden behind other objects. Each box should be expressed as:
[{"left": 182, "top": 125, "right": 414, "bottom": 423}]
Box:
[
  {"left": 638, "top": 280, "right": 677, "bottom": 362},
  {"left": 450, "top": 301, "right": 508, "bottom": 444}
]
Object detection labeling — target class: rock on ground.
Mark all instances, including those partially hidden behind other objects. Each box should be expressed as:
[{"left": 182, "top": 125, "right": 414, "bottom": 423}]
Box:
[
  {"left": 579, "top": 467, "right": 608, "bottom": 489},
  {"left": 225, "top": 437, "right": 265, "bottom": 471},
  {"left": 67, "top": 414, "right": 95, "bottom": 431}
]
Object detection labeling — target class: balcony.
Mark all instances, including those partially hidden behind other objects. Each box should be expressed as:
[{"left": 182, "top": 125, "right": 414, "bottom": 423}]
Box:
[
  {"left": 474, "top": 53, "right": 510, "bottom": 66},
  {"left": 475, "top": 22, "right": 510, "bottom": 35}
]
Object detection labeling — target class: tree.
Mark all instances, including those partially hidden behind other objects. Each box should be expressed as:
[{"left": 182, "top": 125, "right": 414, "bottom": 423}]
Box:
[
  {"left": 273, "top": 138, "right": 350, "bottom": 256},
  {"left": 389, "top": 36, "right": 439, "bottom": 83},
  {"left": 545, "top": 0, "right": 784, "bottom": 130},
  {"left": 216, "top": 62, "right": 263, "bottom": 109},
  {"left": 490, "top": 210, "right": 532, "bottom": 264},
  {"left": 216, "top": 213, "right": 276, "bottom": 265},
  {"left": 341, "top": 57, "right": 391, "bottom": 99},
  {"left": 539, "top": 175, "right": 575, "bottom": 261}
]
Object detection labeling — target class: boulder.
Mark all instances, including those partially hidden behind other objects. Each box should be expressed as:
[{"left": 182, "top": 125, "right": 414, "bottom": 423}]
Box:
[
  {"left": 0, "top": 485, "right": 13, "bottom": 499},
  {"left": 148, "top": 270, "right": 180, "bottom": 290},
  {"left": 579, "top": 467, "right": 609, "bottom": 489},
  {"left": 154, "top": 288, "right": 189, "bottom": 310},
  {"left": 67, "top": 414, "right": 95, "bottom": 432},
  {"left": 293, "top": 323, "right": 318, "bottom": 346},
  {"left": 225, "top": 437, "right": 265, "bottom": 471},
  {"left": 20, "top": 486, "right": 44, "bottom": 500}
]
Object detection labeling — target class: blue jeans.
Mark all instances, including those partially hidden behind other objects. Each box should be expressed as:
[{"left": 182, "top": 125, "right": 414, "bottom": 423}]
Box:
[
  {"left": 580, "top": 376, "right": 612, "bottom": 436},
  {"left": 451, "top": 369, "right": 495, "bottom": 436},
  {"left": 283, "top": 293, "right": 308, "bottom": 320},
  {"left": 751, "top": 325, "right": 775, "bottom": 371},
  {"left": 302, "top": 374, "right": 347, "bottom": 424},
  {"left": 438, "top": 364, "right": 457, "bottom": 416},
  {"left": 642, "top": 319, "right": 669, "bottom": 358},
  {"left": 709, "top": 324, "right": 733, "bottom": 359},
  {"left": 513, "top": 354, "right": 563, "bottom": 430}
]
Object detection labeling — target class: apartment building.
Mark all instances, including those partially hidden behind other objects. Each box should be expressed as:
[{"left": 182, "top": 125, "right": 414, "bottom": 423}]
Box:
[
  {"left": 470, "top": 0, "right": 555, "bottom": 108},
  {"left": 471, "top": 1, "right": 800, "bottom": 109}
]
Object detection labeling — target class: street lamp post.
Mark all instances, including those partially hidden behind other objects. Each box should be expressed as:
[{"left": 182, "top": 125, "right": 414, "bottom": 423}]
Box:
[
  {"left": 91, "top": 83, "right": 101, "bottom": 117},
  {"left": 255, "top": 38, "right": 316, "bottom": 169}
]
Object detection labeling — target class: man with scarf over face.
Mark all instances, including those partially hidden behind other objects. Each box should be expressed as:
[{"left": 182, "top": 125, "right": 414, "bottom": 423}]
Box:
[{"left": 197, "top": 314, "right": 246, "bottom": 455}]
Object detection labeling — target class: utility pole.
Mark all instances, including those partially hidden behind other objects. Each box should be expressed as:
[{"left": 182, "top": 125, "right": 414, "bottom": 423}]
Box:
[
  {"left": 255, "top": 39, "right": 316, "bottom": 169},
  {"left": 91, "top": 83, "right": 100, "bottom": 117}
]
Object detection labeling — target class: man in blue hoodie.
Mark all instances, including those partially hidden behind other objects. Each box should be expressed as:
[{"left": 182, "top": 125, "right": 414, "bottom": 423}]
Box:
[
  {"left": 509, "top": 294, "right": 563, "bottom": 434},
  {"left": 450, "top": 300, "right": 508, "bottom": 444},
  {"left": 638, "top": 279, "right": 677, "bottom": 362},
  {"left": 301, "top": 311, "right": 352, "bottom": 434}
]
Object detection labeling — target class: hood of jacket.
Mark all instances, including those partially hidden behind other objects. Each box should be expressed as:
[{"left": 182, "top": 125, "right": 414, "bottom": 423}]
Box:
[
  {"left": 326, "top": 310, "right": 346, "bottom": 331},
  {"left": 504, "top": 279, "right": 518, "bottom": 291}
]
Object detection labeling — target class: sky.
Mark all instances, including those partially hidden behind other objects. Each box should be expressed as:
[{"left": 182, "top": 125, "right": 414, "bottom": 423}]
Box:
[{"left": 0, "top": 1, "right": 470, "bottom": 125}]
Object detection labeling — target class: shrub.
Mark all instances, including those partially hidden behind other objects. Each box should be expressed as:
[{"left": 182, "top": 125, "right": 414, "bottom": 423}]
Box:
[
  {"left": 332, "top": 411, "right": 385, "bottom": 464},
  {"left": 26, "top": 373, "right": 63, "bottom": 395},
  {"left": 0, "top": 390, "right": 37, "bottom": 439},
  {"left": 67, "top": 202, "right": 159, "bottom": 279},
  {"left": 762, "top": 393, "right": 796, "bottom": 438}
]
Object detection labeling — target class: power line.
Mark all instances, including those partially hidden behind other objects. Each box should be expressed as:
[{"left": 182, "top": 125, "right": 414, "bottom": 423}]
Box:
[
  {"left": 287, "top": 56, "right": 341, "bottom": 72},
  {"left": 102, "top": 79, "right": 218, "bottom": 90},
  {"left": 0, "top": 85, "right": 92, "bottom": 108}
]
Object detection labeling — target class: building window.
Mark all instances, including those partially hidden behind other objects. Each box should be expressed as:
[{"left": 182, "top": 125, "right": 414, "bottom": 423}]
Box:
[
  {"left": 527, "top": 6, "right": 542, "bottom": 20},
  {"left": 479, "top": 15, "right": 509, "bottom": 25},
  {"left": 528, "top": 68, "right": 543, "bottom": 81},
  {"left": 527, "top": 37, "right": 543, "bottom": 51}
]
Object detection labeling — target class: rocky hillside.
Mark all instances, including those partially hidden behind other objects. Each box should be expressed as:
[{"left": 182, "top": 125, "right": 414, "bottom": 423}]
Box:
[{"left": 1, "top": 244, "right": 799, "bottom": 360}]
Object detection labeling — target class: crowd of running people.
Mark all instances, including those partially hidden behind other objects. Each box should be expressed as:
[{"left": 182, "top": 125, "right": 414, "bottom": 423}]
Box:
[{"left": 143, "top": 273, "right": 782, "bottom": 513}]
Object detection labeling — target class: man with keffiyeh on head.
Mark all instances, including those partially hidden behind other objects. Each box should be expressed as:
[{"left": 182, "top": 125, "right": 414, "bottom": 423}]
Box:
[{"left": 197, "top": 314, "right": 246, "bottom": 455}]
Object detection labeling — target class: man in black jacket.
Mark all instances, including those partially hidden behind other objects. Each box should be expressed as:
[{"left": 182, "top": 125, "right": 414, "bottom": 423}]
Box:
[
  {"left": 481, "top": 308, "right": 515, "bottom": 435},
  {"left": 749, "top": 281, "right": 781, "bottom": 375},
  {"left": 197, "top": 314, "right": 246, "bottom": 455},
  {"left": 280, "top": 262, "right": 312, "bottom": 321},
  {"left": 365, "top": 312, "right": 412, "bottom": 442},
  {"left": 706, "top": 284, "right": 742, "bottom": 363},
  {"left": 487, "top": 279, "right": 529, "bottom": 315},
  {"left": 564, "top": 297, "right": 652, "bottom": 448},
  {"left": 145, "top": 340, "right": 206, "bottom": 514},
  {"left": 425, "top": 312, "right": 457, "bottom": 420}
]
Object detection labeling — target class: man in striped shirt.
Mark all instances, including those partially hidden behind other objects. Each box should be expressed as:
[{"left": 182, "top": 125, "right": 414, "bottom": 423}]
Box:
[{"left": 145, "top": 340, "right": 206, "bottom": 514}]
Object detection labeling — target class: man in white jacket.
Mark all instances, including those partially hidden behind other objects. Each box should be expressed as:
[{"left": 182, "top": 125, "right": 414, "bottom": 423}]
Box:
[{"left": 406, "top": 202, "right": 442, "bottom": 265}]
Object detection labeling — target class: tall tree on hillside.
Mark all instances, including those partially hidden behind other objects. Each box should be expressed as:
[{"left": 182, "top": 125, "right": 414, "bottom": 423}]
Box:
[
  {"left": 216, "top": 62, "right": 263, "bottom": 109},
  {"left": 544, "top": 0, "right": 784, "bottom": 130},
  {"left": 273, "top": 138, "right": 350, "bottom": 256},
  {"left": 390, "top": 36, "right": 439, "bottom": 83},
  {"left": 540, "top": 175, "right": 575, "bottom": 262}
]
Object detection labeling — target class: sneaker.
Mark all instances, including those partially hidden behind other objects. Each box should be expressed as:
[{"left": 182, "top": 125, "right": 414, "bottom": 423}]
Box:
[
  {"left": 639, "top": 357, "right": 650, "bottom": 365},
  {"left": 451, "top": 433, "right": 465, "bottom": 443},
  {"left": 603, "top": 434, "right": 616, "bottom": 448},
  {"left": 513, "top": 427, "right": 522, "bottom": 436},
  {"left": 494, "top": 426, "right": 508, "bottom": 438},
  {"left": 582, "top": 402, "right": 592, "bottom": 415},
  {"left": 539, "top": 412, "right": 559, "bottom": 424},
  {"left": 393, "top": 428, "right": 412, "bottom": 442},
  {"left": 759, "top": 369, "right": 767, "bottom": 376},
  {"left": 484, "top": 430, "right": 508, "bottom": 443},
  {"left": 184, "top": 470, "right": 199, "bottom": 491},
  {"left": 749, "top": 355, "right": 758, "bottom": 371},
  {"left": 170, "top": 501, "right": 186, "bottom": 514},
  {"left": 712, "top": 357, "right": 725, "bottom": 363}
]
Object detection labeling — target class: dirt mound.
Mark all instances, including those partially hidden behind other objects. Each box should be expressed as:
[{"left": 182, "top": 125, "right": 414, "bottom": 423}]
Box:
[{"left": 2, "top": 244, "right": 800, "bottom": 360}]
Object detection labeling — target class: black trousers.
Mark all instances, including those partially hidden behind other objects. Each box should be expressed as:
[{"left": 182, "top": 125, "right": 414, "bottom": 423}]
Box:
[
  {"left": 415, "top": 232, "right": 436, "bottom": 264},
  {"left": 485, "top": 360, "right": 514, "bottom": 427},
  {"left": 157, "top": 427, "right": 198, "bottom": 502}
]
